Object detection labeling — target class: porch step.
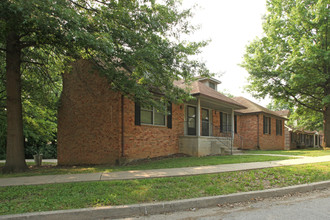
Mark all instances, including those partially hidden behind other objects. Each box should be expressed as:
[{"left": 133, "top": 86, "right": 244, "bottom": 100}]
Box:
[{"left": 224, "top": 147, "right": 244, "bottom": 155}]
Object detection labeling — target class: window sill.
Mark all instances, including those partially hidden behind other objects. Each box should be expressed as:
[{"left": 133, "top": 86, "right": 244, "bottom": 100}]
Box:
[{"left": 140, "top": 124, "right": 167, "bottom": 128}]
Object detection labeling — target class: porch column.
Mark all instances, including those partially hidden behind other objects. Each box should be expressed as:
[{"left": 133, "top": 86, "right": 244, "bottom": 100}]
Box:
[
  {"left": 197, "top": 97, "right": 201, "bottom": 137},
  {"left": 231, "top": 108, "right": 235, "bottom": 151},
  {"left": 313, "top": 134, "right": 316, "bottom": 147}
]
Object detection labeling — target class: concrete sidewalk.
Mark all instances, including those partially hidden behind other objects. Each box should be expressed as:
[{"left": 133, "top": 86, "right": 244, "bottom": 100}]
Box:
[{"left": 1, "top": 155, "right": 330, "bottom": 187}]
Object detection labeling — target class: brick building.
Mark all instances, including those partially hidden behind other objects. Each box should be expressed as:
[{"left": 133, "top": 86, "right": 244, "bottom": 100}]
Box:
[
  {"left": 232, "top": 97, "right": 286, "bottom": 150},
  {"left": 57, "top": 60, "right": 246, "bottom": 165},
  {"left": 274, "top": 110, "right": 322, "bottom": 149}
]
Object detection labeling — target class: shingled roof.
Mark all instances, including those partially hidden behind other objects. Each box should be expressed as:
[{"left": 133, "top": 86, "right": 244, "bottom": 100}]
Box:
[
  {"left": 232, "top": 97, "right": 287, "bottom": 120},
  {"left": 174, "top": 80, "right": 246, "bottom": 109},
  {"left": 275, "top": 110, "right": 290, "bottom": 118}
]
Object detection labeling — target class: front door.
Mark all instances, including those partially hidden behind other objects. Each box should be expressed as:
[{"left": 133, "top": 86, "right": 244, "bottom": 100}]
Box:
[
  {"left": 202, "top": 108, "right": 209, "bottom": 136},
  {"left": 187, "top": 106, "right": 196, "bottom": 135}
]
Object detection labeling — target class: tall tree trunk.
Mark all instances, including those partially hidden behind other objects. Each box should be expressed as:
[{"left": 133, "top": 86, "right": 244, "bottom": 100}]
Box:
[
  {"left": 2, "top": 32, "right": 28, "bottom": 173},
  {"left": 324, "top": 104, "right": 330, "bottom": 148}
]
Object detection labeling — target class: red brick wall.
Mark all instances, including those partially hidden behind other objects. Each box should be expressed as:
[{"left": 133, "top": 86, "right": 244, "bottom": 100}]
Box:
[
  {"left": 236, "top": 113, "right": 285, "bottom": 150},
  {"left": 212, "top": 110, "right": 221, "bottom": 137},
  {"left": 57, "top": 60, "right": 122, "bottom": 165},
  {"left": 122, "top": 99, "right": 184, "bottom": 160},
  {"left": 259, "top": 115, "right": 285, "bottom": 150},
  {"left": 58, "top": 60, "right": 185, "bottom": 165},
  {"left": 237, "top": 114, "right": 259, "bottom": 149},
  {"left": 234, "top": 115, "right": 242, "bottom": 148}
]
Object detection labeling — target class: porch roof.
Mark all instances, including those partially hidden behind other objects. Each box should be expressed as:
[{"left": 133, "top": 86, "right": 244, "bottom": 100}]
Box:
[{"left": 174, "top": 80, "right": 246, "bottom": 110}]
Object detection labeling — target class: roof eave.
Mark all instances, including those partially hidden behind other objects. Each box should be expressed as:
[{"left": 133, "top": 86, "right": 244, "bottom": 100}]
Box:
[{"left": 192, "top": 93, "right": 247, "bottom": 110}]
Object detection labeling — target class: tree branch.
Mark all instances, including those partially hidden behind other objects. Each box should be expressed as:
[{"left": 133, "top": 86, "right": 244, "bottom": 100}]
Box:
[
  {"left": 68, "top": 0, "right": 98, "bottom": 12},
  {"left": 267, "top": 76, "right": 323, "bottom": 112},
  {"left": 20, "top": 41, "right": 37, "bottom": 49},
  {"left": 21, "top": 60, "right": 45, "bottom": 66},
  {"left": 0, "top": 48, "right": 6, "bottom": 52}
]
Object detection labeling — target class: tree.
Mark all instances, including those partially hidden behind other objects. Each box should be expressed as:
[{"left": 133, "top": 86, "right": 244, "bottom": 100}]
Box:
[
  {"left": 288, "top": 108, "right": 323, "bottom": 131},
  {"left": 267, "top": 100, "right": 292, "bottom": 112},
  {"left": 267, "top": 99, "right": 323, "bottom": 131},
  {"left": 241, "top": 0, "right": 329, "bottom": 147},
  {"left": 0, "top": 56, "right": 60, "bottom": 160},
  {"left": 0, "top": 0, "right": 209, "bottom": 173}
]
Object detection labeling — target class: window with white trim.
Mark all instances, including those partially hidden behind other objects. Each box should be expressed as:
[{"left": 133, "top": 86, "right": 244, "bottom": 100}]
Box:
[
  {"left": 220, "top": 112, "right": 231, "bottom": 133},
  {"left": 141, "top": 106, "right": 166, "bottom": 126}
]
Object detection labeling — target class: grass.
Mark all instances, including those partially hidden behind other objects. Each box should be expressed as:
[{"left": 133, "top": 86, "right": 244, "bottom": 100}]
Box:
[
  {"left": 244, "top": 148, "right": 330, "bottom": 157},
  {"left": 0, "top": 154, "right": 294, "bottom": 178},
  {"left": 1, "top": 162, "right": 329, "bottom": 216}
]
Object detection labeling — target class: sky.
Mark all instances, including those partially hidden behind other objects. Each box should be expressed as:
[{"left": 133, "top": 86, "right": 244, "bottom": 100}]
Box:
[{"left": 181, "top": 0, "right": 271, "bottom": 106}]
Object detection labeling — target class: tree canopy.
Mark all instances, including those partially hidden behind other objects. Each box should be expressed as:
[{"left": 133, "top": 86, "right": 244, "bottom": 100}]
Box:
[
  {"left": 0, "top": 0, "right": 210, "bottom": 173},
  {"left": 241, "top": 0, "right": 329, "bottom": 146}
]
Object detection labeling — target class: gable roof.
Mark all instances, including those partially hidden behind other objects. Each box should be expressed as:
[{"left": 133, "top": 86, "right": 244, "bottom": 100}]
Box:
[
  {"left": 232, "top": 97, "right": 287, "bottom": 120},
  {"left": 174, "top": 80, "right": 246, "bottom": 109}
]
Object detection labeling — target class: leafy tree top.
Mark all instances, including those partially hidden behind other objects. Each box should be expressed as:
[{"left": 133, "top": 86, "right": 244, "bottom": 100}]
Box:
[
  {"left": 241, "top": 0, "right": 329, "bottom": 113},
  {"left": 1, "top": 0, "right": 211, "bottom": 106}
]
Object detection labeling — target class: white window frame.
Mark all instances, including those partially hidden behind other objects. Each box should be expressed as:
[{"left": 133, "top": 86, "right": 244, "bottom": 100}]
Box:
[
  {"left": 141, "top": 106, "right": 166, "bottom": 126},
  {"left": 221, "top": 112, "right": 232, "bottom": 133}
]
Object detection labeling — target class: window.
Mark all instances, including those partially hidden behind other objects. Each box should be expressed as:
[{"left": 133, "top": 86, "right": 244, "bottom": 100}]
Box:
[
  {"left": 141, "top": 106, "right": 166, "bottom": 126},
  {"left": 201, "top": 108, "right": 210, "bottom": 136},
  {"left": 234, "top": 115, "right": 237, "bottom": 134},
  {"left": 187, "top": 106, "right": 196, "bottom": 135},
  {"left": 209, "top": 82, "right": 216, "bottom": 90},
  {"left": 291, "top": 132, "right": 298, "bottom": 143},
  {"left": 263, "top": 116, "right": 271, "bottom": 134},
  {"left": 220, "top": 112, "right": 231, "bottom": 133},
  {"left": 276, "top": 120, "right": 282, "bottom": 136}
]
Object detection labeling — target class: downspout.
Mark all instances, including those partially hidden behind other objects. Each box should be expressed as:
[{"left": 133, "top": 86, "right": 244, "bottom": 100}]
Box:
[
  {"left": 196, "top": 97, "right": 201, "bottom": 156},
  {"left": 121, "top": 95, "right": 125, "bottom": 158},
  {"left": 257, "top": 114, "right": 260, "bottom": 149},
  {"left": 231, "top": 108, "right": 234, "bottom": 155}
]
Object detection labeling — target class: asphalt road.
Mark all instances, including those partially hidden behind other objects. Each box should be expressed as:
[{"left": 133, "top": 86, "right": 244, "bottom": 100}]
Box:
[{"left": 120, "top": 189, "right": 330, "bottom": 220}]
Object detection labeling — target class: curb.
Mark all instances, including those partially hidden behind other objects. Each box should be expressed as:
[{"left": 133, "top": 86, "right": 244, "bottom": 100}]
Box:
[{"left": 1, "top": 180, "right": 330, "bottom": 220}]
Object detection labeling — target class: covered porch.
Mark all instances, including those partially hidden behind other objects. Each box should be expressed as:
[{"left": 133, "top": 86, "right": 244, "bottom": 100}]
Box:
[{"left": 179, "top": 95, "right": 242, "bottom": 157}]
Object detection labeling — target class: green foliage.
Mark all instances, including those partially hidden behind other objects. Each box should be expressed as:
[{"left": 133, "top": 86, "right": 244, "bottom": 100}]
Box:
[
  {"left": 267, "top": 99, "right": 292, "bottom": 111},
  {"left": 266, "top": 99, "right": 322, "bottom": 131},
  {"left": 1, "top": 0, "right": 210, "bottom": 105},
  {"left": 0, "top": 45, "right": 60, "bottom": 160},
  {"left": 288, "top": 108, "right": 323, "bottom": 131},
  {"left": 0, "top": 0, "right": 211, "bottom": 167},
  {"left": 242, "top": 0, "right": 329, "bottom": 113}
]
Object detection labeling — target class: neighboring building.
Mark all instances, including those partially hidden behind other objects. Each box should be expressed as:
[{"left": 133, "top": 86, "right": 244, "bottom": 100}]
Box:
[
  {"left": 232, "top": 97, "right": 287, "bottom": 150},
  {"left": 274, "top": 110, "right": 322, "bottom": 149},
  {"left": 287, "top": 127, "right": 321, "bottom": 149},
  {"left": 57, "top": 60, "right": 246, "bottom": 165}
]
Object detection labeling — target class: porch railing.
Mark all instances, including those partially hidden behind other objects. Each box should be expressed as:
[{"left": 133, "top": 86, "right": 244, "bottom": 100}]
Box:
[{"left": 184, "top": 121, "right": 234, "bottom": 154}]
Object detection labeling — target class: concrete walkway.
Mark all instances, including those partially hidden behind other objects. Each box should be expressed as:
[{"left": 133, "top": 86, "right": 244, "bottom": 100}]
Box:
[
  {"left": 1, "top": 155, "right": 330, "bottom": 187},
  {"left": 0, "top": 159, "right": 58, "bottom": 164}
]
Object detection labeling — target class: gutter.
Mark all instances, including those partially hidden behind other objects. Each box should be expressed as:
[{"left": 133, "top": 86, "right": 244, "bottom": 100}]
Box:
[
  {"left": 121, "top": 95, "right": 124, "bottom": 157},
  {"left": 257, "top": 114, "right": 260, "bottom": 149}
]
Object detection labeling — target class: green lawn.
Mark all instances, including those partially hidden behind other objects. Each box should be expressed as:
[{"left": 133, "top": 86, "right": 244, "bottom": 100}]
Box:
[
  {"left": 1, "top": 162, "right": 329, "bottom": 216},
  {"left": 244, "top": 148, "right": 330, "bottom": 157},
  {"left": 0, "top": 155, "right": 294, "bottom": 178}
]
